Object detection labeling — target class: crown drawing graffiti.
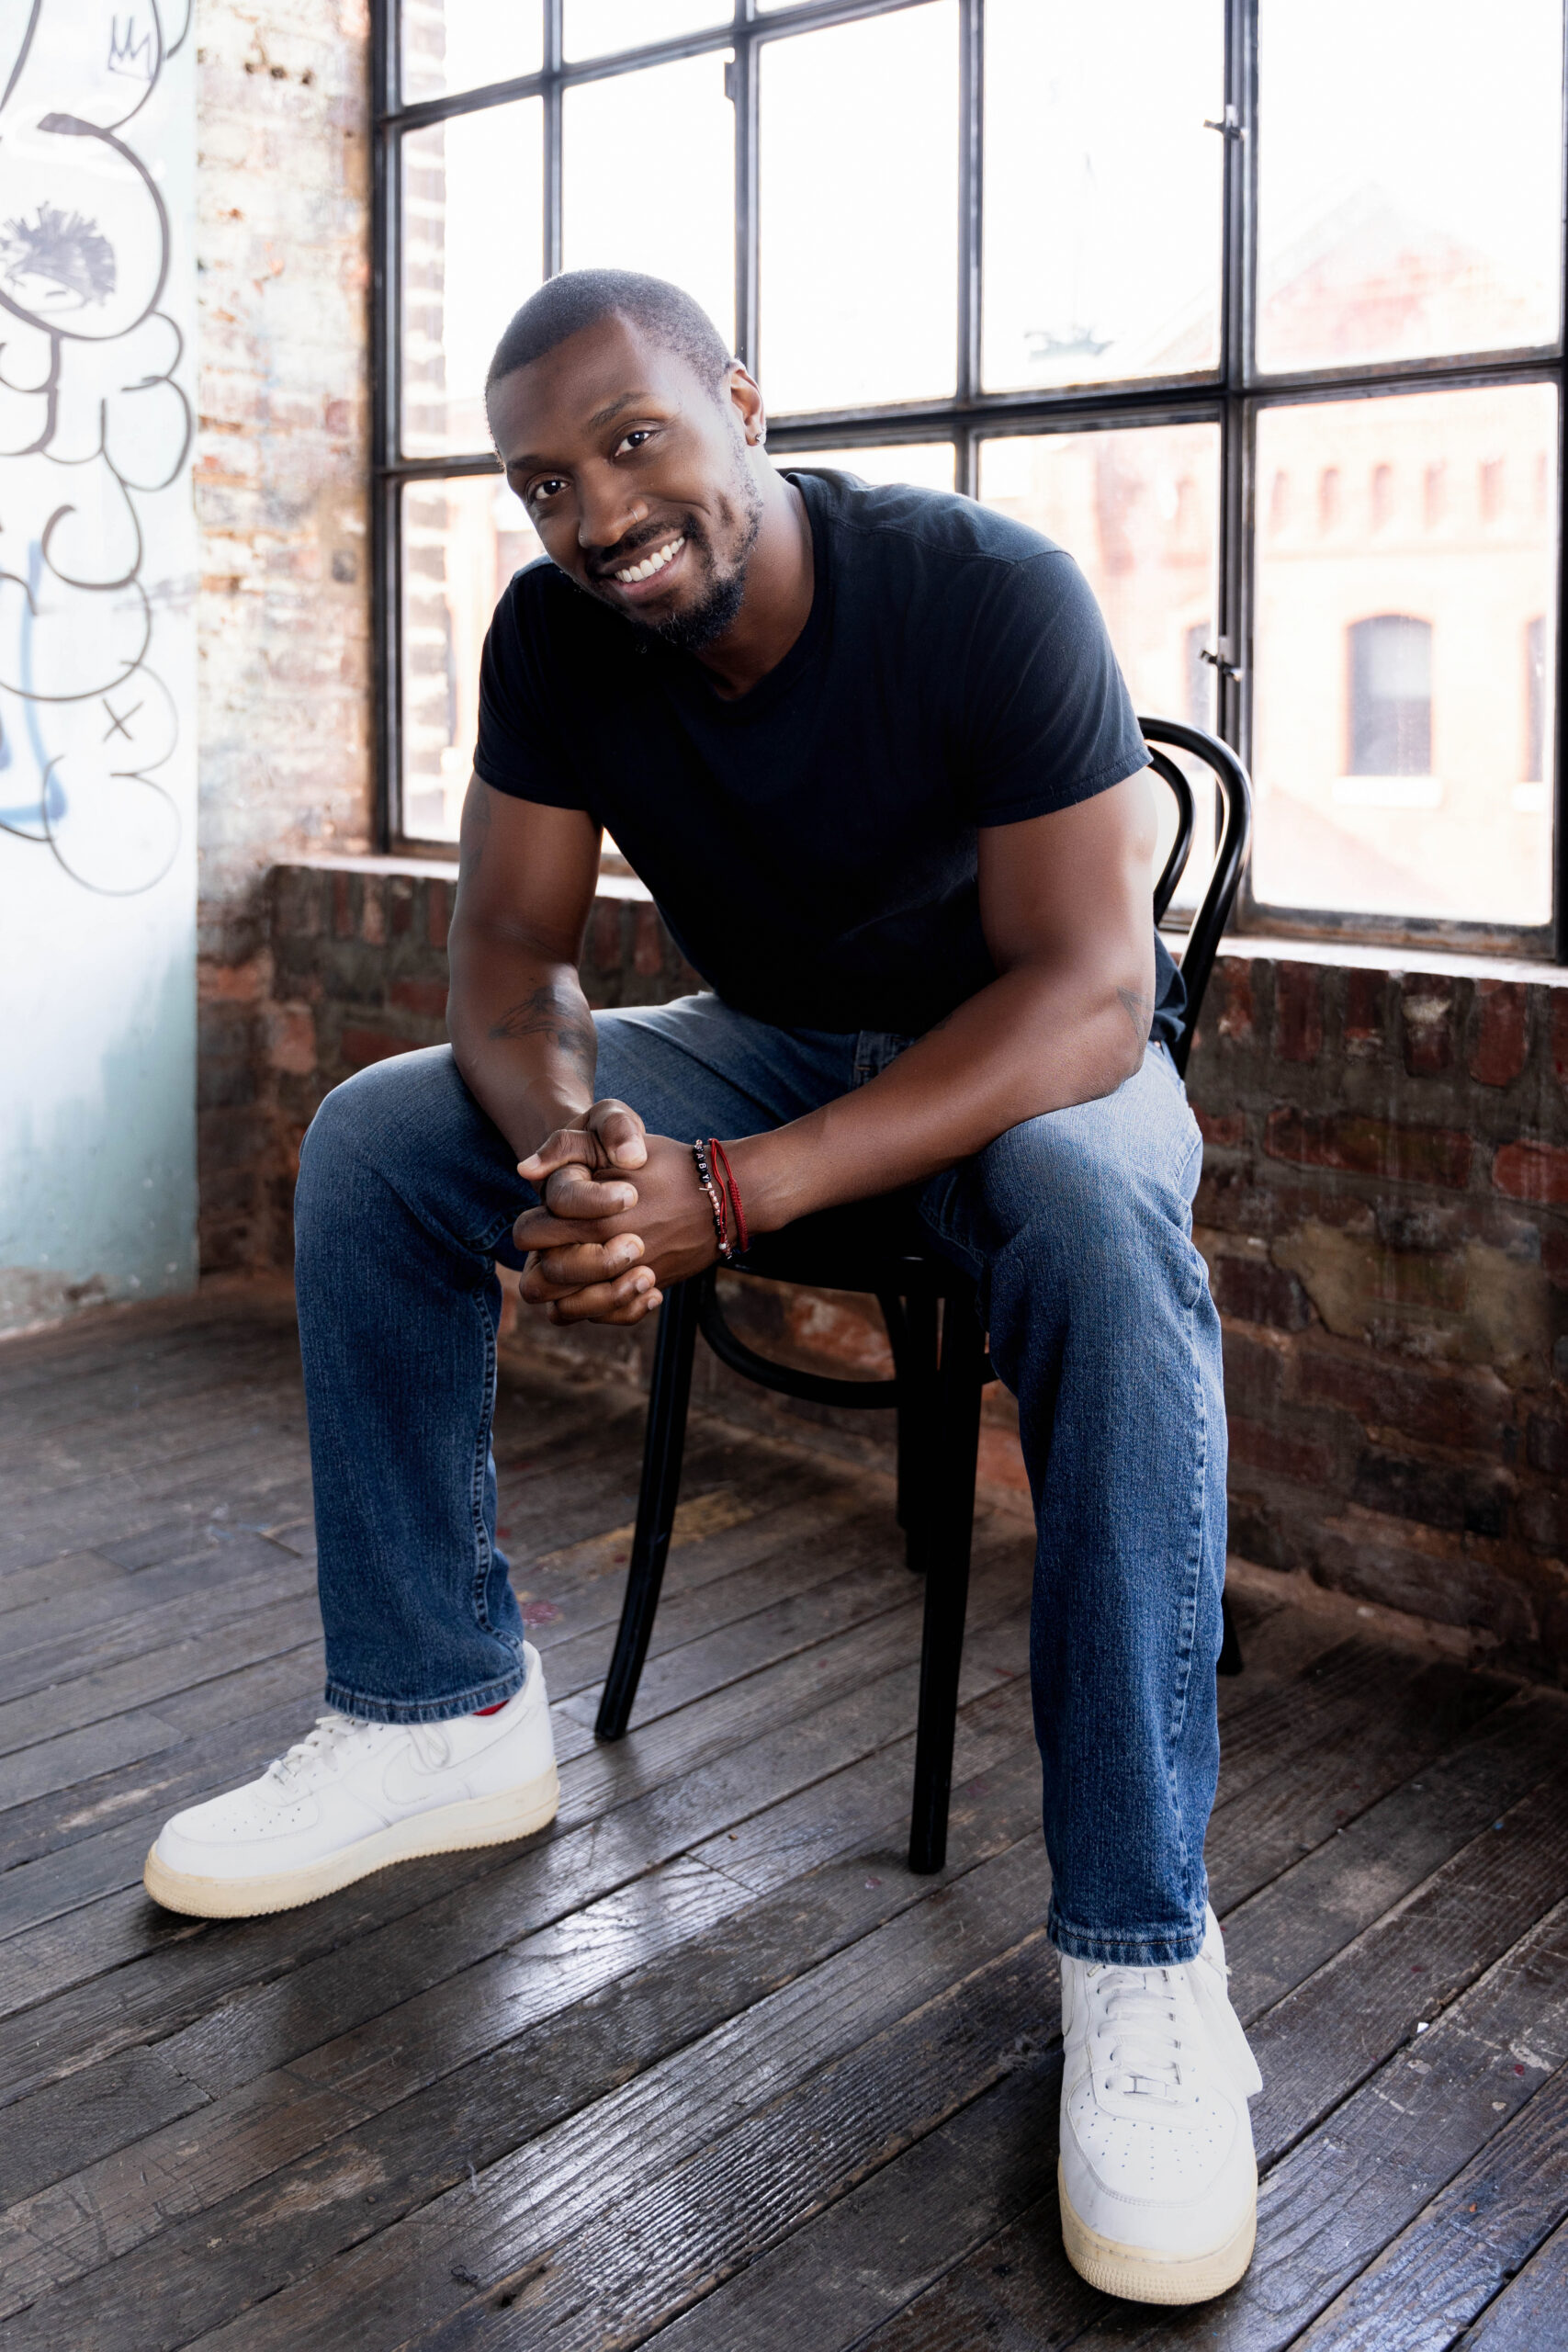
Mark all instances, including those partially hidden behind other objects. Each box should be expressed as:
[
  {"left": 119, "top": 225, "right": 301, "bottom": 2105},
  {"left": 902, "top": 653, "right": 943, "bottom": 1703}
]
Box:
[{"left": 107, "top": 15, "right": 155, "bottom": 81}]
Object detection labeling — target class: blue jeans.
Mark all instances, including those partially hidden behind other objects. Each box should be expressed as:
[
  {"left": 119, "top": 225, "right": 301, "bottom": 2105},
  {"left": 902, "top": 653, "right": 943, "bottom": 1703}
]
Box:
[{"left": 293, "top": 992, "right": 1225, "bottom": 1966}]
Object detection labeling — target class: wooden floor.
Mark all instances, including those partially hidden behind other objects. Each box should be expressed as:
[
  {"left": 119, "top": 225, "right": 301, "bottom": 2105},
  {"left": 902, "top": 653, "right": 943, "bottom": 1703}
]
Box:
[{"left": 2, "top": 1291, "right": 1568, "bottom": 2350}]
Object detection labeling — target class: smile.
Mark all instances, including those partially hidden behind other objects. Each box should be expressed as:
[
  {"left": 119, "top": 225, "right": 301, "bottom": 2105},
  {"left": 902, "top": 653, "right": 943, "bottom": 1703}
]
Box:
[{"left": 610, "top": 535, "right": 686, "bottom": 593}]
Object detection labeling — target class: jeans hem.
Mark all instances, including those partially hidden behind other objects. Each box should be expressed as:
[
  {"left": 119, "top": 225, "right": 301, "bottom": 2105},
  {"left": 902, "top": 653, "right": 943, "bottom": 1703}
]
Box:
[
  {"left": 1047, "top": 1896, "right": 1206, "bottom": 1969},
  {"left": 324, "top": 1654, "right": 527, "bottom": 1725}
]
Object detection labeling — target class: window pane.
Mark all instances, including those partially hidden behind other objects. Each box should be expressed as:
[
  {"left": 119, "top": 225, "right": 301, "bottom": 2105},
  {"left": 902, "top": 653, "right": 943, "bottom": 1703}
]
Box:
[
  {"left": 785, "top": 445, "right": 956, "bottom": 492},
  {"left": 759, "top": 5, "right": 958, "bottom": 414},
  {"left": 1251, "top": 385, "right": 1557, "bottom": 926},
  {"left": 980, "top": 424, "right": 1221, "bottom": 910},
  {"left": 402, "top": 0, "right": 542, "bottom": 105},
  {"left": 563, "top": 54, "right": 735, "bottom": 347},
  {"left": 401, "top": 477, "right": 543, "bottom": 843},
  {"left": 565, "top": 1, "right": 728, "bottom": 62},
  {"left": 983, "top": 0, "right": 1223, "bottom": 391},
  {"left": 401, "top": 102, "right": 544, "bottom": 458},
  {"left": 1257, "top": 0, "right": 1563, "bottom": 373}
]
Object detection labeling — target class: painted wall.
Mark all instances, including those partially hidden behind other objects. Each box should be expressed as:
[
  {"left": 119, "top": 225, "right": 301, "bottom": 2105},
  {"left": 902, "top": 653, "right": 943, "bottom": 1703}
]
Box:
[{"left": 0, "top": 1, "right": 198, "bottom": 1334}]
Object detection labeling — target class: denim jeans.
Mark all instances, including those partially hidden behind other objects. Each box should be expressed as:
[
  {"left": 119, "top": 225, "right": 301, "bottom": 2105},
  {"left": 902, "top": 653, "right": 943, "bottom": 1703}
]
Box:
[{"left": 293, "top": 991, "right": 1225, "bottom": 1966}]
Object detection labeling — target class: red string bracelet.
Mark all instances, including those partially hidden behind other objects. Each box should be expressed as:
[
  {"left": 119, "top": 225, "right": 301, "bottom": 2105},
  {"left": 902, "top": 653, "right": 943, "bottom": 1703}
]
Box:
[{"left": 709, "top": 1139, "right": 750, "bottom": 1256}]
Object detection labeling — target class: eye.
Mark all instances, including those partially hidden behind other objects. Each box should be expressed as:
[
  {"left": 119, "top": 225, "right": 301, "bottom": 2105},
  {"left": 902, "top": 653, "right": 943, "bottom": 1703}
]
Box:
[
  {"left": 526, "top": 476, "right": 567, "bottom": 509},
  {"left": 615, "top": 427, "right": 657, "bottom": 458}
]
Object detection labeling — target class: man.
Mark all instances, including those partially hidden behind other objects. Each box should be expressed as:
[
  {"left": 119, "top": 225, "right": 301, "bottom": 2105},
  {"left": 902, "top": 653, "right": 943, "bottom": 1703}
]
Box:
[{"left": 145, "top": 270, "right": 1260, "bottom": 2306}]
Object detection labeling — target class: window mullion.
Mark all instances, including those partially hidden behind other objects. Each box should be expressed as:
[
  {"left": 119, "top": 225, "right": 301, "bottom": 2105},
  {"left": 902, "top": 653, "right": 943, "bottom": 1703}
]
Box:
[
  {"left": 955, "top": 0, "right": 982, "bottom": 465},
  {"left": 734, "top": 6, "right": 760, "bottom": 374},
  {"left": 544, "top": 0, "right": 563, "bottom": 276}
]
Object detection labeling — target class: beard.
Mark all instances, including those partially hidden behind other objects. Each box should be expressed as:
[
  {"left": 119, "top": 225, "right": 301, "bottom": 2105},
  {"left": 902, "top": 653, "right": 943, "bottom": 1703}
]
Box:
[{"left": 621, "top": 458, "right": 765, "bottom": 655}]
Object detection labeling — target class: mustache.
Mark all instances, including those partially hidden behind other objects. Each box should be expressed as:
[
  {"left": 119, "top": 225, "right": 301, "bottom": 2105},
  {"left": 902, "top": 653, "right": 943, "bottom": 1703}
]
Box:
[{"left": 587, "top": 517, "right": 705, "bottom": 582}]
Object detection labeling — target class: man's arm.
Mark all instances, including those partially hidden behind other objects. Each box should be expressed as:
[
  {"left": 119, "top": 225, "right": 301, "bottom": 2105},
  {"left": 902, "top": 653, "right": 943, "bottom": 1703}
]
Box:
[
  {"left": 447, "top": 776, "right": 660, "bottom": 1321},
  {"left": 734, "top": 768, "right": 1159, "bottom": 1228},
  {"left": 514, "top": 771, "right": 1158, "bottom": 1308}
]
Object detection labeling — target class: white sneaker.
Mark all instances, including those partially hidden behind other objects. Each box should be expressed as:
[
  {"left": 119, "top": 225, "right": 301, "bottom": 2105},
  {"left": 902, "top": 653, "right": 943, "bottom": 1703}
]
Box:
[
  {"left": 143, "top": 1644, "right": 558, "bottom": 1919},
  {"left": 1057, "top": 1905, "right": 1262, "bottom": 2305}
]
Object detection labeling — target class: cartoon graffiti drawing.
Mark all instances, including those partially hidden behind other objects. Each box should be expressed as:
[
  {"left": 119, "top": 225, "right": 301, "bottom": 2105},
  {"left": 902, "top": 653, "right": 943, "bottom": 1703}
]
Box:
[{"left": 0, "top": 0, "right": 191, "bottom": 897}]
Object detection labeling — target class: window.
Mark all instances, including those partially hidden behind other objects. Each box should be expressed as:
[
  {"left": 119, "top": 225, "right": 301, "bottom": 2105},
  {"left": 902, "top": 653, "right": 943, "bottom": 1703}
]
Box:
[
  {"left": 374, "top": 0, "right": 1567, "bottom": 957},
  {"left": 1348, "top": 617, "right": 1432, "bottom": 779}
]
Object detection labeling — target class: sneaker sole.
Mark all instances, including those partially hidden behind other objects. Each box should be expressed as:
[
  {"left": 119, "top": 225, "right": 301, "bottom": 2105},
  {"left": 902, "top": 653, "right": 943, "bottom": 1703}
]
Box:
[
  {"left": 1058, "top": 2159, "right": 1258, "bottom": 2305},
  {"left": 141, "top": 1766, "right": 560, "bottom": 1919}
]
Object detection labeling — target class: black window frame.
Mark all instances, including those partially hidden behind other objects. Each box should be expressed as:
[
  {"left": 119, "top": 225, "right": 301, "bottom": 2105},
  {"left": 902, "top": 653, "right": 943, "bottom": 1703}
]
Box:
[{"left": 372, "top": 0, "right": 1568, "bottom": 961}]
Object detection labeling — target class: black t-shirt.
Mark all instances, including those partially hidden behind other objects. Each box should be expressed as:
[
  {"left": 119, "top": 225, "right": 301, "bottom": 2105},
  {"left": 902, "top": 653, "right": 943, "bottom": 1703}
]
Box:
[{"left": 474, "top": 468, "right": 1182, "bottom": 1044}]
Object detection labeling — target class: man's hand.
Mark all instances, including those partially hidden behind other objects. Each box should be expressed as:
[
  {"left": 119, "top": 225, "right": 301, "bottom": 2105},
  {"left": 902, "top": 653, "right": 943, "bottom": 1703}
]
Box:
[{"left": 514, "top": 1131, "right": 718, "bottom": 1325}]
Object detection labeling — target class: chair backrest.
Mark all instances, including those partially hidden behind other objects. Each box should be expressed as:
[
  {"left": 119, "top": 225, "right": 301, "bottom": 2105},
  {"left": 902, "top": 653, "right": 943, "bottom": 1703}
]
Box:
[{"left": 1136, "top": 716, "right": 1253, "bottom": 1078}]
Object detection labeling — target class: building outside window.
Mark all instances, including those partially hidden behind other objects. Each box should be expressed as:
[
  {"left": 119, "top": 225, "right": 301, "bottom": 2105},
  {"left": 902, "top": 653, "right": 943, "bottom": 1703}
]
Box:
[{"left": 374, "top": 0, "right": 1567, "bottom": 957}]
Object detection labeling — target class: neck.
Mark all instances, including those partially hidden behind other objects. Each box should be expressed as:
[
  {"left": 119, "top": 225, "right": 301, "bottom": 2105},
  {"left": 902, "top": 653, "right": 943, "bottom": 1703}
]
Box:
[{"left": 694, "top": 458, "right": 814, "bottom": 698}]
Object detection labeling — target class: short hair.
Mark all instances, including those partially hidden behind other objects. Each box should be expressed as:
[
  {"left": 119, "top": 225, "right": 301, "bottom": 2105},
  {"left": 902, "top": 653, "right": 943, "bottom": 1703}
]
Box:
[{"left": 486, "top": 269, "right": 734, "bottom": 399}]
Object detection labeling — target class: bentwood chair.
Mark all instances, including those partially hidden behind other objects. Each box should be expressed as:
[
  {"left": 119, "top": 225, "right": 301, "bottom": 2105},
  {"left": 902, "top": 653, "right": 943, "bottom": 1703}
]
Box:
[{"left": 594, "top": 718, "right": 1254, "bottom": 1872}]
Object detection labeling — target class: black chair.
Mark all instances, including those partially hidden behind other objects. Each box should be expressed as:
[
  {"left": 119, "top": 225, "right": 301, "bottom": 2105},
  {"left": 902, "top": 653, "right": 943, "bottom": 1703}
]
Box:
[{"left": 594, "top": 718, "right": 1254, "bottom": 1872}]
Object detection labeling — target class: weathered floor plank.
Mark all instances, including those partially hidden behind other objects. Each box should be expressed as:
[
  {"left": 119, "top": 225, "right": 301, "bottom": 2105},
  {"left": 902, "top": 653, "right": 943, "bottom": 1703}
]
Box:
[{"left": 2, "top": 1292, "right": 1565, "bottom": 2352}]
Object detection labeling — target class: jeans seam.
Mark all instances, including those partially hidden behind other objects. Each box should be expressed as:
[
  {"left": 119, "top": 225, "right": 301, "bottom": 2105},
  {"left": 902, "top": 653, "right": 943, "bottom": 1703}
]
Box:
[{"left": 1162, "top": 1276, "right": 1208, "bottom": 1918}]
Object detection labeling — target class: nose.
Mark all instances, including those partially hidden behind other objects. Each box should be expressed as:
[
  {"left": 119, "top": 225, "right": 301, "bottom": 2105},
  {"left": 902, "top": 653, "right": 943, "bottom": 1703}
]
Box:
[{"left": 577, "top": 466, "right": 646, "bottom": 560}]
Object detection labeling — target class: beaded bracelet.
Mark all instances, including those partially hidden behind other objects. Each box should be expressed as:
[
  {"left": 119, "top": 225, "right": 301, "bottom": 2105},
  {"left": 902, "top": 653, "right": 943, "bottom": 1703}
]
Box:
[{"left": 691, "top": 1138, "right": 733, "bottom": 1261}]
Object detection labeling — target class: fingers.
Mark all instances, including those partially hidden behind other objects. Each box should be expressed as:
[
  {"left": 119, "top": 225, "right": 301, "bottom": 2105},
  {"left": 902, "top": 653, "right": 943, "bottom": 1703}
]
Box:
[
  {"left": 516, "top": 1127, "right": 602, "bottom": 1187},
  {"left": 585, "top": 1100, "right": 649, "bottom": 1170},
  {"left": 519, "top": 1236, "right": 645, "bottom": 1300},
  {"left": 513, "top": 1204, "right": 629, "bottom": 1255},
  {"left": 541, "top": 1161, "right": 638, "bottom": 1220},
  {"left": 546, "top": 1282, "right": 663, "bottom": 1328}
]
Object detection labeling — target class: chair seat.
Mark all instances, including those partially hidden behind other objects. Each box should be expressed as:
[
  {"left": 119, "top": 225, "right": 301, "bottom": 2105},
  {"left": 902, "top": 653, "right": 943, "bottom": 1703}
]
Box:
[{"left": 734, "top": 1193, "right": 976, "bottom": 1299}]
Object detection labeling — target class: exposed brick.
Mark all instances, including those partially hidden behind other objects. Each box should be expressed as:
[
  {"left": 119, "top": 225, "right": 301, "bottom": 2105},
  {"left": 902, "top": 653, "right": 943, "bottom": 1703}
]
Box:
[
  {"left": 1296, "top": 1348, "right": 1511, "bottom": 1456},
  {"left": 634, "top": 903, "right": 665, "bottom": 978},
  {"left": 1470, "top": 980, "right": 1529, "bottom": 1089},
  {"left": 1494, "top": 1140, "right": 1568, "bottom": 1207},
  {"left": 1215, "top": 960, "right": 1254, "bottom": 1045},
  {"left": 1194, "top": 1108, "right": 1245, "bottom": 1148},
  {"left": 591, "top": 900, "right": 625, "bottom": 970},
  {"left": 1400, "top": 978, "right": 1458, "bottom": 1077},
  {"left": 265, "top": 1007, "right": 316, "bottom": 1076},
  {"left": 339, "top": 1025, "right": 413, "bottom": 1070},
  {"left": 1350, "top": 1450, "right": 1510, "bottom": 1539},
  {"left": 1209, "top": 1255, "right": 1310, "bottom": 1332},
  {"left": 360, "top": 876, "right": 385, "bottom": 944},
  {"left": 1543, "top": 1227, "right": 1568, "bottom": 1288},
  {"left": 1220, "top": 1328, "right": 1286, "bottom": 1420},
  {"left": 333, "top": 871, "right": 355, "bottom": 940},
  {"left": 1227, "top": 1416, "right": 1335, "bottom": 1487},
  {"left": 1553, "top": 995, "right": 1568, "bottom": 1092},
  {"left": 389, "top": 978, "right": 448, "bottom": 1021},
  {"left": 1273, "top": 962, "right": 1323, "bottom": 1065},
  {"left": 1343, "top": 966, "right": 1387, "bottom": 1059},
  {"left": 426, "top": 880, "right": 450, "bottom": 951},
  {"left": 1264, "top": 1109, "right": 1472, "bottom": 1191},
  {"left": 389, "top": 881, "right": 414, "bottom": 937},
  {"left": 1527, "top": 1412, "right": 1568, "bottom": 1478}
]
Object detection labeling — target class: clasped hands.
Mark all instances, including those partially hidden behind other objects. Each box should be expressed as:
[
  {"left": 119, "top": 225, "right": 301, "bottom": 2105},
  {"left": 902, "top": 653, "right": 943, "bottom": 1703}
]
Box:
[{"left": 513, "top": 1099, "right": 721, "bottom": 1326}]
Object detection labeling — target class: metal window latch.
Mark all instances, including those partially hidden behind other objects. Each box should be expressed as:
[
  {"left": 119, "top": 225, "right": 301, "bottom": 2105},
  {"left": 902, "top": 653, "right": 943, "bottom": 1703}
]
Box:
[
  {"left": 1203, "top": 106, "right": 1244, "bottom": 138},
  {"left": 1200, "top": 643, "right": 1245, "bottom": 683}
]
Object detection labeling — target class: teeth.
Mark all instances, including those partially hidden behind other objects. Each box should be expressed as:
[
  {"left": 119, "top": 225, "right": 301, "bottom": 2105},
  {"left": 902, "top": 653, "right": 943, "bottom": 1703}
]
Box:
[{"left": 615, "top": 536, "right": 683, "bottom": 584}]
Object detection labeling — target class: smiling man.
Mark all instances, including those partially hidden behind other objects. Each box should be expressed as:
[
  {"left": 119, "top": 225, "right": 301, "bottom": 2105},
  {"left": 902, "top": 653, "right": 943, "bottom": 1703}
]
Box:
[{"left": 145, "top": 270, "right": 1260, "bottom": 2307}]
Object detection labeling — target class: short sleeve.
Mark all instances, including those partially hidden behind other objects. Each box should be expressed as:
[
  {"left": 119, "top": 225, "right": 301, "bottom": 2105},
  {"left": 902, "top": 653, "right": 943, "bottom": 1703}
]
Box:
[
  {"left": 964, "top": 551, "right": 1149, "bottom": 826},
  {"left": 472, "top": 569, "right": 591, "bottom": 809}
]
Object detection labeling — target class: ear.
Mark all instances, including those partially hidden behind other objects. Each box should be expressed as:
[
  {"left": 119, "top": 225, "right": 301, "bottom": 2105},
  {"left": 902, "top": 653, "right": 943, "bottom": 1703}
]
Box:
[{"left": 727, "top": 362, "right": 766, "bottom": 447}]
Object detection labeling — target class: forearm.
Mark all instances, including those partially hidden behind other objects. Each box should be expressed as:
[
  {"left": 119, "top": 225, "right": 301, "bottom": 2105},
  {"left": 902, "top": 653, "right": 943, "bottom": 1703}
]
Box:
[
  {"left": 731, "top": 949, "right": 1153, "bottom": 1234},
  {"left": 446, "top": 933, "right": 597, "bottom": 1164}
]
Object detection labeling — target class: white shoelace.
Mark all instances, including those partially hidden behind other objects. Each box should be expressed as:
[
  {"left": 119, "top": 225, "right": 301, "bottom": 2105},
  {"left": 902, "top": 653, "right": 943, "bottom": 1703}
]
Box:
[
  {"left": 265, "top": 1713, "right": 450, "bottom": 1788},
  {"left": 1088, "top": 1966, "right": 1195, "bottom": 2105}
]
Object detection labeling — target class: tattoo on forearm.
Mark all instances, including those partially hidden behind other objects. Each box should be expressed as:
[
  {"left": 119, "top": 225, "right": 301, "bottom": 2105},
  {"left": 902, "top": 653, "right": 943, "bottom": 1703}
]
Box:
[
  {"left": 490, "top": 981, "right": 596, "bottom": 1080},
  {"left": 1118, "top": 985, "right": 1154, "bottom": 1047}
]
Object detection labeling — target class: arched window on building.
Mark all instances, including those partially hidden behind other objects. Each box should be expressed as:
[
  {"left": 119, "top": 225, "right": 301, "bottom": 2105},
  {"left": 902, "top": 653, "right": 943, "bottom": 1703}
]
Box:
[{"left": 1348, "top": 615, "right": 1432, "bottom": 775}]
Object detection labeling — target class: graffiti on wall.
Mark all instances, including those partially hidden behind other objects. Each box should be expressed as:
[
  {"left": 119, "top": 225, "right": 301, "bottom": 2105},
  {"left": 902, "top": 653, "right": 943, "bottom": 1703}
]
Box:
[{"left": 0, "top": 0, "right": 193, "bottom": 896}]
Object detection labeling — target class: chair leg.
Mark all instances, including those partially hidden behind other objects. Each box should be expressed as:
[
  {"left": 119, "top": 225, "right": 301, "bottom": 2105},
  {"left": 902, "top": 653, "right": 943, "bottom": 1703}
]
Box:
[
  {"left": 594, "top": 1275, "right": 702, "bottom": 1741},
  {"left": 887, "top": 1291, "right": 940, "bottom": 1573},
  {"left": 1218, "top": 1592, "right": 1244, "bottom": 1677},
  {"left": 908, "top": 1297, "right": 987, "bottom": 1874}
]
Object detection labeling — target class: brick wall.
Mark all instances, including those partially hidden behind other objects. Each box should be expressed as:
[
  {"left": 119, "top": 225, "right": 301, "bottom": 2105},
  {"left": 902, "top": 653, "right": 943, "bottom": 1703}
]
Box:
[
  {"left": 263, "top": 858, "right": 1568, "bottom": 1677},
  {"left": 1188, "top": 954, "right": 1568, "bottom": 1679},
  {"left": 195, "top": 0, "right": 374, "bottom": 1275}
]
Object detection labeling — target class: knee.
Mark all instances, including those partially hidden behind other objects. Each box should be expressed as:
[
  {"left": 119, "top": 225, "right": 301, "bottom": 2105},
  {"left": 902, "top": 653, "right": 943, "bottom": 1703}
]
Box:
[
  {"left": 984, "top": 1120, "right": 1201, "bottom": 1313},
  {"left": 296, "top": 1047, "right": 458, "bottom": 1221}
]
